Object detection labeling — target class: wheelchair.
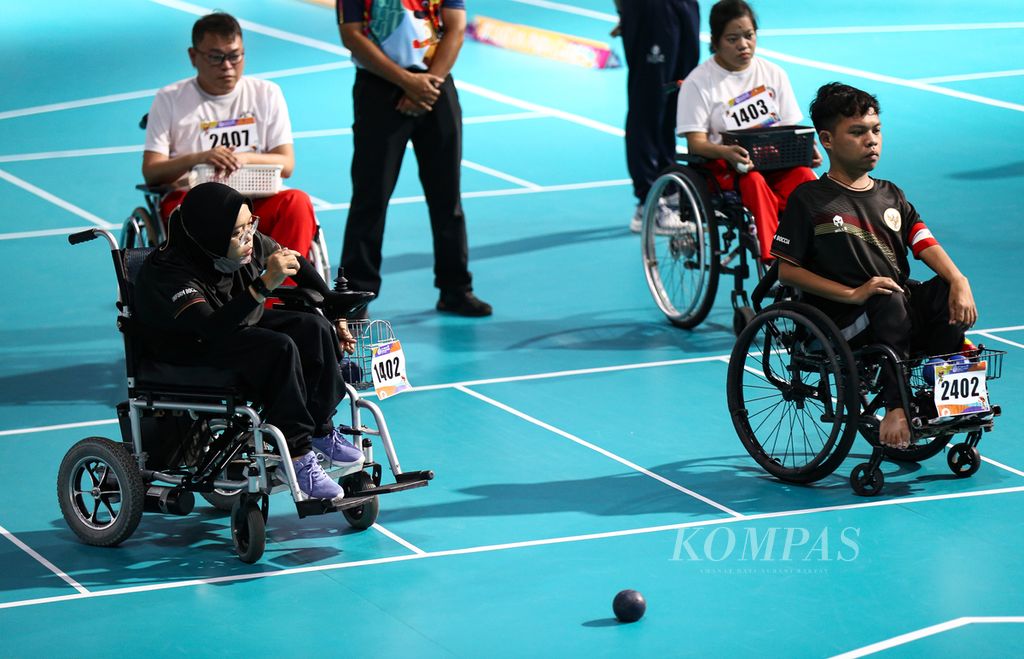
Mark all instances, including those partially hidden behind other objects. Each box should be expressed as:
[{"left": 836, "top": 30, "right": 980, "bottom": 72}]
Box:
[
  {"left": 121, "top": 114, "right": 333, "bottom": 282},
  {"left": 726, "top": 264, "right": 1005, "bottom": 496},
  {"left": 57, "top": 228, "right": 433, "bottom": 563},
  {"left": 640, "top": 154, "right": 764, "bottom": 335},
  {"left": 640, "top": 127, "right": 817, "bottom": 335}
]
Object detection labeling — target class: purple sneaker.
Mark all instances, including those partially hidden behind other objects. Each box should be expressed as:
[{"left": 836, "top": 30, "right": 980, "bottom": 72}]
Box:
[
  {"left": 293, "top": 451, "right": 345, "bottom": 502},
  {"left": 311, "top": 428, "right": 364, "bottom": 467}
]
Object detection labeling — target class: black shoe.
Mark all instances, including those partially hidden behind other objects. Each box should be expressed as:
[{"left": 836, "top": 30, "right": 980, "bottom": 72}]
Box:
[{"left": 436, "top": 291, "right": 492, "bottom": 317}]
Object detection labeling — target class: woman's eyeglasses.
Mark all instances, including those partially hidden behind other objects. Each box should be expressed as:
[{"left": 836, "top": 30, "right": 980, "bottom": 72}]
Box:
[{"left": 232, "top": 216, "right": 260, "bottom": 244}]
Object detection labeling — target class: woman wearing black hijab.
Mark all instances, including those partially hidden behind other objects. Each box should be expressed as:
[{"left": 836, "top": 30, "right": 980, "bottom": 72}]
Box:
[{"left": 135, "top": 182, "right": 362, "bottom": 502}]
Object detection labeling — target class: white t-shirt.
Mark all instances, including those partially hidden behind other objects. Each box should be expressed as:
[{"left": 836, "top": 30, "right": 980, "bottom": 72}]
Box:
[
  {"left": 145, "top": 77, "right": 292, "bottom": 158},
  {"left": 676, "top": 56, "right": 803, "bottom": 144}
]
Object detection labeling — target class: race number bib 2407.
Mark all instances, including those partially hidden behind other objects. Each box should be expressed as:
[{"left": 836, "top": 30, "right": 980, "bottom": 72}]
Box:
[
  {"left": 725, "top": 85, "right": 781, "bottom": 130},
  {"left": 201, "top": 116, "right": 259, "bottom": 152}
]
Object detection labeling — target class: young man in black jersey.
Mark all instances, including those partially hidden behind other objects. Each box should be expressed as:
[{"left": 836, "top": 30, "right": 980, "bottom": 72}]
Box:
[{"left": 771, "top": 83, "right": 977, "bottom": 449}]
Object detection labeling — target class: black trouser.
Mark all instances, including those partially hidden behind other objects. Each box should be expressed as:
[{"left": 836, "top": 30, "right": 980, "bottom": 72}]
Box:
[
  {"left": 831, "top": 277, "right": 964, "bottom": 409},
  {"left": 200, "top": 309, "right": 344, "bottom": 454},
  {"left": 620, "top": 0, "right": 700, "bottom": 203},
  {"left": 341, "top": 68, "right": 472, "bottom": 298}
]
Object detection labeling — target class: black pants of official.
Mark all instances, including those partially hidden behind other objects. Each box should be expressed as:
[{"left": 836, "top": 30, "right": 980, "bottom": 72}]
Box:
[
  {"left": 831, "top": 276, "right": 964, "bottom": 409},
  {"left": 200, "top": 309, "right": 344, "bottom": 454},
  {"left": 341, "top": 68, "right": 472, "bottom": 298},
  {"left": 620, "top": 0, "right": 700, "bottom": 203}
]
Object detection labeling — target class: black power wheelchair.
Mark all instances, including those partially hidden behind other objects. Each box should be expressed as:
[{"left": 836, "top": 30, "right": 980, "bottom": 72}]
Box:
[
  {"left": 727, "top": 264, "right": 1005, "bottom": 496},
  {"left": 57, "top": 229, "right": 432, "bottom": 563},
  {"left": 640, "top": 127, "right": 816, "bottom": 335}
]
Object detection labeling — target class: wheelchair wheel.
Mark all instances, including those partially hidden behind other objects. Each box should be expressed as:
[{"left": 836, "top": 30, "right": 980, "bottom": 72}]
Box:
[
  {"left": 57, "top": 437, "right": 145, "bottom": 547},
  {"left": 947, "top": 443, "right": 981, "bottom": 477},
  {"left": 121, "top": 206, "right": 160, "bottom": 249},
  {"left": 727, "top": 302, "right": 859, "bottom": 483},
  {"left": 341, "top": 471, "right": 379, "bottom": 530},
  {"left": 231, "top": 500, "right": 266, "bottom": 563},
  {"left": 850, "top": 463, "right": 885, "bottom": 497},
  {"left": 307, "top": 225, "right": 332, "bottom": 283},
  {"left": 641, "top": 166, "right": 720, "bottom": 329}
]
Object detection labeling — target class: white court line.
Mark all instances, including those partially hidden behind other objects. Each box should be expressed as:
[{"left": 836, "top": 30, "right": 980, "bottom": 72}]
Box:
[
  {"left": 973, "top": 331, "right": 1024, "bottom": 351},
  {"left": 0, "top": 169, "right": 110, "bottom": 227},
  {"left": 372, "top": 523, "right": 426, "bottom": 555},
  {"left": 0, "top": 418, "right": 118, "bottom": 438},
  {"left": 0, "top": 112, "right": 546, "bottom": 163},
  {"left": 454, "top": 384, "right": 743, "bottom": 517},
  {"left": 916, "top": 68, "right": 1024, "bottom": 84},
  {"left": 249, "top": 60, "right": 353, "bottom": 80},
  {"left": 0, "top": 524, "right": 89, "bottom": 594},
  {"left": 0, "top": 225, "right": 119, "bottom": 242},
  {"left": 968, "top": 324, "right": 1024, "bottom": 334},
  {"left": 507, "top": 0, "right": 618, "bottom": 21},
  {"left": 461, "top": 159, "right": 541, "bottom": 190},
  {"left": 759, "top": 22, "right": 1024, "bottom": 36},
  {"left": 4, "top": 483, "right": 1023, "bottom": 612},
  {"left": 757, "top": 46, "right": 1024, "bottom": 114},
  {"left": 291, "top": 111, "right": 545, "bottom": 141},
  {"left": 455, "top": 80, "right": 624, "bottom": 137},
  {"left": 981, "top": 456, "right": 1024, "bottom": 479},
  {"left": 147, "top": 0, "right": 350, "bottom": 56},
  {"left": 312, "top": 177, "right": 630, "bottom": 212},
  {"left": 832, "top": 616, "right": 1024, "bottom": 659}
]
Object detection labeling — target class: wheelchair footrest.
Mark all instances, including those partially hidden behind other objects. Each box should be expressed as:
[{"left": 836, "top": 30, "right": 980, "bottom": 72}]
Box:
[
  {"left": 353, "top": 470, "right": 434, "bottom": 497},
  {"left": 295, "top": 495, "right": 375, "bottom": 518}
]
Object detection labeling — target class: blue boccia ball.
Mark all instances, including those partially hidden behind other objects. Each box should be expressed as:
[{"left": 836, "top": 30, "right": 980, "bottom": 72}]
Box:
[{"left": 922, "top": 357, "right": 946, "bottom": 386}]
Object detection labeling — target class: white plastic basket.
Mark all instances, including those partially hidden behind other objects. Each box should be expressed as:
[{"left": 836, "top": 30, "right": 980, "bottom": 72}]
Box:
[{"left": 188, "top": 164, "right": 283, "bottom": 198}]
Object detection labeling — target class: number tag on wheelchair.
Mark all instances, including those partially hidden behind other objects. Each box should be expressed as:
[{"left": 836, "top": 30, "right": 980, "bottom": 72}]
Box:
[
  {"left": 933, "top": 361, "right": 989, "bottom": 417},
  {"left": 371, "top": 340, "right": 411, "bottom": 400}
]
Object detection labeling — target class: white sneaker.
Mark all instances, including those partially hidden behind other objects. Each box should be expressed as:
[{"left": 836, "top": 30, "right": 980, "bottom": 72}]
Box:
[
  {"left": 629, "top": 204, "right": 643, "bottom": 233},
  {"left": 654, "top": 198, "right": 693, "bottom": 235}
]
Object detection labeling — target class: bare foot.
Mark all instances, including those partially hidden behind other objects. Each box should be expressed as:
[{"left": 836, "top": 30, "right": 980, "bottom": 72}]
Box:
[{"left": 880, "top": 408, "right": 910, "bottom": 449}]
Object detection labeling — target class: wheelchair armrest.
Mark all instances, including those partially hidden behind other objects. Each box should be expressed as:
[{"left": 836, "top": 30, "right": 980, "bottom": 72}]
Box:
[
  {"left": 272, "top": 286, "right": 325, "bottom": 310},
  {"left": 751, "top": 262, "right": 780, "bottom": 312},
  {"left": 674, "top": 152, "right": 709, "bottom": 167}
]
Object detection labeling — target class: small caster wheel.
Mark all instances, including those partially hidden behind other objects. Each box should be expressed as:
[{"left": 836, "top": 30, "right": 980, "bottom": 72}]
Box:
[
  {"left": 947, "top": 443, "right": 981, "bottom": 477},
  {"left": 231, "top": 500, "right": 266, "bottom": 563},
  {"left": 850, "top": 463, "right": 884, "bottom": 496},
  {"left": 733, "top": 306, "right": 756, "bottom": 336},
  {"left": 341, "top": 471, "right": 379, "bottom": 531}
]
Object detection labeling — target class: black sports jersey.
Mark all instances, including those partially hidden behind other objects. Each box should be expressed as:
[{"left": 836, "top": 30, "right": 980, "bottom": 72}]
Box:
[{"left": 772, "top": 175, "right": 938, "bottom": 288}]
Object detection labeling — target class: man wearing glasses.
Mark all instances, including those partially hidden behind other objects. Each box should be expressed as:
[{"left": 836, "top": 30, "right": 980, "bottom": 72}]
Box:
[{"left": 142, "top": 12, "right": 317, "bottom": 264}]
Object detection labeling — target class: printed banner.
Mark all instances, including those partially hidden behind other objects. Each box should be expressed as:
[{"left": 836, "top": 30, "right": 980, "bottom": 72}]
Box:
[{"left": 467, "top": 16, "right": 621, "bottom": 69}]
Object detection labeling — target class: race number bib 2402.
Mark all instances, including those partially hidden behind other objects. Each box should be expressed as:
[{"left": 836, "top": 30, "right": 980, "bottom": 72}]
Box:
[
  {"left": 201, "top": 116, "right": 259, "bottom": 152},
  {"left": 725, "top": 85, "right": 781, "bottom": 130}
]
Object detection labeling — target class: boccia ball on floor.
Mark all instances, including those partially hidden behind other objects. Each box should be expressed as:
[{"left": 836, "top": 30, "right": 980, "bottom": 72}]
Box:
[{"left": 613, "top": 589, "right": 646, "bottom": 623}]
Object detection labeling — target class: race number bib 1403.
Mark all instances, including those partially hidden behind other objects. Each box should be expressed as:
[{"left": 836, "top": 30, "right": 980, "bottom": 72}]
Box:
[
  {"left": 725, "top": 85, "right": 781, "bottom": 130},
  {"left": 201, "top": 116, "right": 259, "bottom": 152},
  {"left": 933, "top": 361, "right": 989, "bottom": 417},
  {"left": 371, "top": 340, "right": 412, "bottom": 400}
]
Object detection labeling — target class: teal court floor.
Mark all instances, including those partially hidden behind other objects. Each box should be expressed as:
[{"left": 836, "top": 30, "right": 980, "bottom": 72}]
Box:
[{"left": 1, "top": 1, "right": 1023, "bottom": 656}]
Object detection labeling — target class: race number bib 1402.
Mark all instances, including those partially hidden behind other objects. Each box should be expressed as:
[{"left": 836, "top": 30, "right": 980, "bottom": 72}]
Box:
[
  {"left": 201, "top": 116, "right": 259, "bottom": 152},
  {"left": 933, "top": 361, "right": 989, "bottom": 417},
  {"left": 725, "top": 85, "right": 781, "bottom": 130},
  {"left": 371, "top": 340, "right": 412, "bottom": 400}
]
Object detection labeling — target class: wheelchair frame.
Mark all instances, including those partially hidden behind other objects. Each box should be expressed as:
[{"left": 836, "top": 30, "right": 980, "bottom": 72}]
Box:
[
  {"left": 57, "top": 229, "right": 431, "bottom": 562},
  {"left": 726, "top": 264, "right": 1004, "bottom": 496},
  {"left": 640, "top": 154, "right": 765, "bottom": 336}
]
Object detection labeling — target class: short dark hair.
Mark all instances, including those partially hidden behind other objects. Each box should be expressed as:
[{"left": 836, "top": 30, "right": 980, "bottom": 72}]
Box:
[
  {"left": 809, "top": 82, "right": 881, "bottom": 134},
  {"left": 709, "top": 0, "right": 758, "bottom": 54},
  {"left": 191, "top": 12, "right": 242, "bottom": 48}
]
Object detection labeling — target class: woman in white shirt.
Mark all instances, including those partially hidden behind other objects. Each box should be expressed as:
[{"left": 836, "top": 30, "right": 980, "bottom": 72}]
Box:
[{"left": 676, "top": 0, "right": 820, "bottom": 262}]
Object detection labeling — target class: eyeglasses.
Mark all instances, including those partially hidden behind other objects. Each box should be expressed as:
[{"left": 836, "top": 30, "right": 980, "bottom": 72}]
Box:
[
  {"left": 232, "top": 216, "right": 259, "bottom": 244},
  {"left": 196, "top": 48, "right": 244, "bottom": 66}
]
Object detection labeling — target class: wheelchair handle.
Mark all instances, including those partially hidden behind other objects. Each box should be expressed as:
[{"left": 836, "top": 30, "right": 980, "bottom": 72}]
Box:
[
  {"left": 751, "top": 261, "right": 780, "bottom": 312},
  {"left": 68, "top": 229, "right": 99, "bottom": 245},
  {"left": 68, "top": 228, "right": 119, "bottom": 251}
]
